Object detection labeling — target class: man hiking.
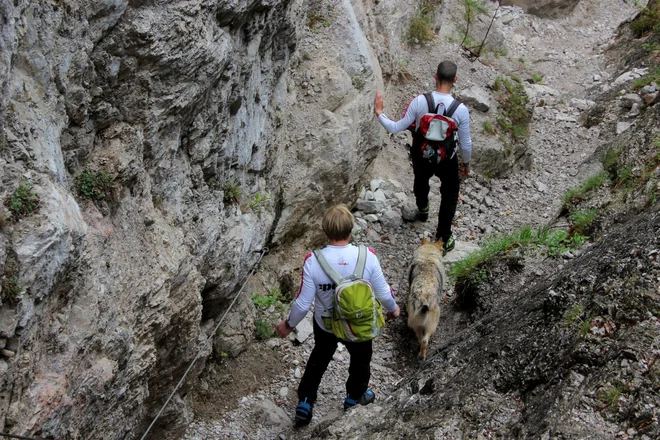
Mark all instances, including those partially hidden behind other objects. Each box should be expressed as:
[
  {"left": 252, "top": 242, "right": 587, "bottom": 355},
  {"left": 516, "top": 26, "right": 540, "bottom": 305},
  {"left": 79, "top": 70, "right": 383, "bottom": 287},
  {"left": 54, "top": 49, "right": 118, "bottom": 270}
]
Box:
[
  {"left": 275, "top": 204, "right": 400, "bottom": 425},
  {"left": 374, "top": 60, "right": 472, "bottom": 255}
]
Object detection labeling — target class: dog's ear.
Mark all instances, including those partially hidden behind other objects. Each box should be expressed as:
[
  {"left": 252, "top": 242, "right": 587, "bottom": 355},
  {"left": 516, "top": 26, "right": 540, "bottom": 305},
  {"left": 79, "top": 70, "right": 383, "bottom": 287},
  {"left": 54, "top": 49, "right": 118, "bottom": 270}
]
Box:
[
  {"left": 434, "top": 239, "right": 444, "bottom": 251},
  {"left": 421, "top": 237, "right": 429, "bottom": 245}
]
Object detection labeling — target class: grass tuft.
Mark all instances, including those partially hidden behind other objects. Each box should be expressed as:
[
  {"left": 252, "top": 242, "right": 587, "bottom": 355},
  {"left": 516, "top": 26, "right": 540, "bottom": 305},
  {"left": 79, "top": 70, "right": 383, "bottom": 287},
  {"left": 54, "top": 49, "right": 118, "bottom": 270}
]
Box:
[
  {"left": 493, "top": 76, "right": 531, "bottom": 144},
  {"left": 4, "top": 179, "right": 40, "bottom": 220},
  {"left": 1, "top": 275, "right": 23, "bottom": 305},
  {"left": 408, "top": 4, "right": 436, "bottom": 44},
  {"left": 222, "top": 179, "right": 241, "bottom": 205},
  {"left": 561, "top": 172, "right": 609, "bottom": 211},
  {"left": 76, "top": 169, "right": 113, "bottom": 201},
  {"left": 254, "top": 319, "right": 275, "bottom": 340}
]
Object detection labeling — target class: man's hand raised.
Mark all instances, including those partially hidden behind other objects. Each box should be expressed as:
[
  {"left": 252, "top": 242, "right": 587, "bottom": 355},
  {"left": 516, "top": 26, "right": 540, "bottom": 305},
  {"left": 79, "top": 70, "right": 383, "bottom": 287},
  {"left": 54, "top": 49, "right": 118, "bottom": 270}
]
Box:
[{"left": 374, "top": 92, "right": 384, "bottom": 117}]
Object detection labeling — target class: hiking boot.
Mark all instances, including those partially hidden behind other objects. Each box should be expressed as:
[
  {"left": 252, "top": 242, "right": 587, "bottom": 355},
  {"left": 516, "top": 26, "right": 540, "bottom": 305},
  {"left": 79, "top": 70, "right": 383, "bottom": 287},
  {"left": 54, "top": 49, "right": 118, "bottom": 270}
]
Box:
[
  {"left": 416, "top": 205, "right": 429, "bottom": 222},
  {"left": 295, "top": 399, "right": 313, "bottom": 425},
  {"left": 442, "top": 236, "right": 455, "bottom": 256},
  {"left": 344, "top": 390, "right": 376, "bottom": 410}
]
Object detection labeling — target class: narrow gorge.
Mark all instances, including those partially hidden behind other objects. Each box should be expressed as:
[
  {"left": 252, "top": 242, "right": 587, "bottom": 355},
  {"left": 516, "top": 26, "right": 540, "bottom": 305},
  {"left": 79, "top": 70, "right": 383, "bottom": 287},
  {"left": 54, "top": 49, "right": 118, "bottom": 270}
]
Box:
[{"left": 1, "top": 1, "right": 658, "bottom": 439}]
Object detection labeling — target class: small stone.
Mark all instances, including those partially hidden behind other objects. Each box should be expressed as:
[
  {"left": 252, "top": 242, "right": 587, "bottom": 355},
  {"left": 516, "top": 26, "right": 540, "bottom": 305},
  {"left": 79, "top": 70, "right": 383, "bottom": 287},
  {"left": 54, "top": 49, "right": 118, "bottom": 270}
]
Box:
[
  {"left": 644, "top": 92, "right": 658, "bottom": 106},
  {"left": 293, "top": 315, "right": 313, "bottom": 344},
  {"left": 364, "top": 214, "right": 379, "bottom": 223},
  {"left": 641, "top": 83, "right": 658, "bottom": 93},
  {"left": 628, "top": 103, "right": 641, "bottom": 118},
  {"left": 380, "top": 209, "right": 403, "bottom": 228},
  {"left": 294, "top": 367, "right": 302, "bottom": 379},
  {"left": 593, "top": 73, "right": 601, "bottom": 82},
  {"left": 373, "top": 189, "right": 387, "bottom": 202},
  {"left": 401, "top": 202, "right": 418, "bottom": 222},
  {"left": 536, "top": 181, "right": 548, "bottom": 193},
  {"left": 620, "top": 93, "right": 642, "bottom": 109},
  {"left": 366, "top": 228, "right": 381, "bottom": 243},
  {"left": 1, "top": 349, "right": 15, "bottom": 358},
  {"left": 365, "top": 190, "right": 375, "bottom": 201},
  {"left": 614, "top": 71, "right": 638, "bottom": 86},
  {"left": 627, "top": 428, "right": 637, "bottom": 436},
  {"left": 616, "top": 121, "right": 631, "bottom": 135},
  {"left": 394, "top": 192, "right": 407, "bottom": 204},
  {"left": 370, "top": 179, "right": 385, "bottom": 192}
]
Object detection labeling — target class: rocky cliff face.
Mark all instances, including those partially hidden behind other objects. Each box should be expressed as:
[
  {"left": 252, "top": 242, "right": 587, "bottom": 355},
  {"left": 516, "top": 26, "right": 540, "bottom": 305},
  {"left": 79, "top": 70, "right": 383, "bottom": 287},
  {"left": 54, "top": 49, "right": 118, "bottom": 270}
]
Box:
[
  {"left": 500, "top": 0, "right": 581, "bottom": 18},
  {"left": 0, "top": 0, "right": 385, "bottom": 438}
]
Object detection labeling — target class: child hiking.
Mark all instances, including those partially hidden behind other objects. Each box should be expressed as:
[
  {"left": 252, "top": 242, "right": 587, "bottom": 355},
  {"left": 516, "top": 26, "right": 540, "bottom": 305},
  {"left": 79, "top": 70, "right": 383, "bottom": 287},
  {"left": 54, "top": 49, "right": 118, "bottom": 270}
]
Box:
[
  {"left": 374, "top": 60, "right": 473, "bottom": 255},
  {"left": 275, "top": 204, "right": 400, "bottom": 425}
]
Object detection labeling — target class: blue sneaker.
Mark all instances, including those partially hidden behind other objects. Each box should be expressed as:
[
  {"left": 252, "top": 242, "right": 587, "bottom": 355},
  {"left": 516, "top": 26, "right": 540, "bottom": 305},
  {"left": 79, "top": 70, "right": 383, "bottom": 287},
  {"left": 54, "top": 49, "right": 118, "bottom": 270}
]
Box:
[
  {"left": 295, "top": 399, "right": 313, "bottom": 425},
  {"left": 343, "top": 390, "right": 375, "bottom": 410}
]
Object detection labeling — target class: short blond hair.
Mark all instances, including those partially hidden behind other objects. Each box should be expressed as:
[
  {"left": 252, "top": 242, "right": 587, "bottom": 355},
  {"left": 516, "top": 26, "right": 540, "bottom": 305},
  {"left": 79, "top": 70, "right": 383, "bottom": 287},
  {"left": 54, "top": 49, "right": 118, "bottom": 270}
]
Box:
[{"left": 322, "top": 204, "right": 354, "bottom": 241}]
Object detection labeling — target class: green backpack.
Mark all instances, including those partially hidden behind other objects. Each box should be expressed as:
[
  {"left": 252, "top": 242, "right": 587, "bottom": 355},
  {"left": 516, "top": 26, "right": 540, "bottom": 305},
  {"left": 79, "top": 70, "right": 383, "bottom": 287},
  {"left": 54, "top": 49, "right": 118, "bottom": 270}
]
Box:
[{"left": 314, "top": 245, "right": 385, "bottom": 342}]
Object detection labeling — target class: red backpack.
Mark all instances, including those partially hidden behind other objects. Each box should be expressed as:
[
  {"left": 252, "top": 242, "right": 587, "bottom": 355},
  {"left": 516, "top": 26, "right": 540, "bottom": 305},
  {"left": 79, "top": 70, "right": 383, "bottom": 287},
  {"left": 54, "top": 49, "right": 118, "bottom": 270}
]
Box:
[{"left": 408, "top": 93, "right": 462, "bottom": 164}]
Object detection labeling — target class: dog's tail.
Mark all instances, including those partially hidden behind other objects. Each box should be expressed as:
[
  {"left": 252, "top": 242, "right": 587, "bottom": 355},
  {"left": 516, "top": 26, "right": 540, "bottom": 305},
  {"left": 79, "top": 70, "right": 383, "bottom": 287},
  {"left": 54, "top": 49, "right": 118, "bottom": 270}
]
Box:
[{"left": 420, "top": 304, "right": 429, "bottom": 314}]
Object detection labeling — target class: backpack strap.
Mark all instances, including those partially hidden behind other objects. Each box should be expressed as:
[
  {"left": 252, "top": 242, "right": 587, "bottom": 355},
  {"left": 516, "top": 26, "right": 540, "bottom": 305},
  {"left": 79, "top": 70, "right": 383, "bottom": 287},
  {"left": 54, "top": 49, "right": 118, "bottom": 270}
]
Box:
[
  {"left": 314, "top": 249, "right": 343, "bottom": 286},
  {"left": 352, "top": 245, "right": 368, "bottom": 279},
  {"left": 422, "top": 92, "right": 435, "bottom": 114},
  {"left": 445, "top": 99, "right": 462, "bottom": 118}
]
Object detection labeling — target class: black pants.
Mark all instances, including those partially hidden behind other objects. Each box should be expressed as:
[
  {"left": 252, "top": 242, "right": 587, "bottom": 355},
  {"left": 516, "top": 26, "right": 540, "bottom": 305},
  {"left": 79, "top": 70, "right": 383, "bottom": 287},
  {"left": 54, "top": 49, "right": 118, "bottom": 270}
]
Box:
[
  {"left": 297, "top": 319, "right": 373, "bottom": 405},
  {"left": 412, "top": 153, "right": 460, "bottom": 242}
]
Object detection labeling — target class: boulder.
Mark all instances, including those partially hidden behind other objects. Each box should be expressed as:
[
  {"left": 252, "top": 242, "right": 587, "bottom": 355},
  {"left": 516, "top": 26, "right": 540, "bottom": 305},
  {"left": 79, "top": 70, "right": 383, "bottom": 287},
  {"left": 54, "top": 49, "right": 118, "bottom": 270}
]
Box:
[
  {"left": 380, "top": 209, "right": 403, "bottom": 228},
  {"left": 401, "top": 202, "right": 418, "bottom": 222},
  {"left": 251, "top": 399, "right": 289, "bottom": 429},
  {"left": 457, "top": 86, "right": 491, "bottom": 112},
  {"left": 356, "top": 200, "right": 386, "bottom": 214}
]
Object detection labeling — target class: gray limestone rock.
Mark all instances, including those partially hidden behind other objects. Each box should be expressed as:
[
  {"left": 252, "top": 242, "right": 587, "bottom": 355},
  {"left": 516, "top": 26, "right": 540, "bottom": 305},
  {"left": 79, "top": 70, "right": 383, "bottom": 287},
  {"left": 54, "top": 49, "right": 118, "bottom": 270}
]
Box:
[
  {"left": 401, "top": 202, "right": 419, "bottom": 222},
  {"left": 380, "top": 209, "right": 403, "bottom": 228},
  {"left": 356, "top": 200, "right": 387, "bottom": 214},
  {"left": 457, "top": 86, "right": 491, "bottom": 112}
]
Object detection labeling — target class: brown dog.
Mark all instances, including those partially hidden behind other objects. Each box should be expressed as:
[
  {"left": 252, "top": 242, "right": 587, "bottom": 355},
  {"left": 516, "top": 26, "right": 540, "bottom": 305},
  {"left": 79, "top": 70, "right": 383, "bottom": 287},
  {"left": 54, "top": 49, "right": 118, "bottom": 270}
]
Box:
[{"left": 407, "top": 238, "right": 445, "bottom": 360}]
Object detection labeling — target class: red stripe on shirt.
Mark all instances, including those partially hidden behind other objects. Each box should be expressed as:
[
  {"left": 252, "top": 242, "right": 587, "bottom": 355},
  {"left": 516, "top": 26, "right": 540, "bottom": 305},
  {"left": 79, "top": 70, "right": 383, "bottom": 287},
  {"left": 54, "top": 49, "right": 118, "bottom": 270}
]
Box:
[
  {"left": 296, "top": 253, "right": 313, "bottom": 298},
  {"left": 368, "top": 247, "right": 376, "bottom": 255}
]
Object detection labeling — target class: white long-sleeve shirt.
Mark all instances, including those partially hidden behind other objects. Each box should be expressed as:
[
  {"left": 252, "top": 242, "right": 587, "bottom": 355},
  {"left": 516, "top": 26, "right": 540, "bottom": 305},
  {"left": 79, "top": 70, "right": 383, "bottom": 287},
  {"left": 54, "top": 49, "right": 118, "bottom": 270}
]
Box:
[
  {"left": 288, "top": 244, "right": 397, "bottom": 333},
  {"left": 377, "top": 91, "right": 472, "bottom": 163}
]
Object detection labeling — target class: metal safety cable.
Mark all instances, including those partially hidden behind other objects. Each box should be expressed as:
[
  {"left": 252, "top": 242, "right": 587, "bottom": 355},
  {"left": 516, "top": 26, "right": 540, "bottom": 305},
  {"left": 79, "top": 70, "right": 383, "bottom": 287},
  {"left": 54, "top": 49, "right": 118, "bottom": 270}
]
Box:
[{"left": 139, "top": 247, "right": 269, "bottom": 440}]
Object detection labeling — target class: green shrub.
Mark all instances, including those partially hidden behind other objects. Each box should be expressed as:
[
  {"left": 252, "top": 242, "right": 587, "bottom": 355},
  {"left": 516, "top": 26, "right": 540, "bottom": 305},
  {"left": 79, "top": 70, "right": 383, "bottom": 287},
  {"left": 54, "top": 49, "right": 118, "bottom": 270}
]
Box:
[
  {"left": 493, "top": 76, "right": 531, "bottom": 143},
  {"left": 249, "top": 192, "right": 269, "bottom": 213},
  {"left": 1, "top": 275, "right": 22, "bottom": 305},
  {"left": 252, "top": 292, "right": 277, "bottom": 309},
  {"left": 408, "top": 4, "right": 436, "bottom": 44},
  {"left": 482, "top": 121, "right": 496, "bottom": 135},
  {"left": 633, "top": 64, "right": 660, "bottom": 89},
  {"left": 532, "top": 73, "right": 543, "bottom": 83},
  {"left": 600, "top": 381, "right": 623, "bottom": 406},
  {"left": 254, "top": 319, "right": 274, "bottom": 340},
  {"left": 571, "top": 209, "right": 597, "bottom": 234},
  {"left": 222, "top": 180, "right": 241, "bottom": 205},
  {"left": 76, "top": 169, "right": 113, "bottom": 201},
  {"left": 4, "top": 179, "right": 40, "bottom": 220},
  {"left": 630, "top": 1, "right": 660, "bottom": 37},
  {"left": 561, "top": 171, "right": 609, "bottom": 211},
  {"left": 564, "top": 303, "right": 584, "bottom": 325}
]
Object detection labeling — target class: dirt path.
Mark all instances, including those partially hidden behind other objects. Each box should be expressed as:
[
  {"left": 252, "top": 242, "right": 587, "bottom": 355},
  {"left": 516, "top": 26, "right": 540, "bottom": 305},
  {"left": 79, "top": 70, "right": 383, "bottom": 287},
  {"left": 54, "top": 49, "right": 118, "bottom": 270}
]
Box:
[{"left": 182, "top": 1, "right": 639, "bottom": 438}]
